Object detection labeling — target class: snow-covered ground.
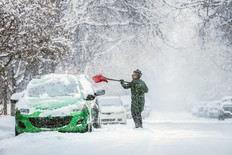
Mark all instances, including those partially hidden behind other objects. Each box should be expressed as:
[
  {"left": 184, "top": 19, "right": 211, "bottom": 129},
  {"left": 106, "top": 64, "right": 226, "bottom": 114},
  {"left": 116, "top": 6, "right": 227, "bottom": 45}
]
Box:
[{"left": 1, "top": 112, "right": 232, "bottom": 155}]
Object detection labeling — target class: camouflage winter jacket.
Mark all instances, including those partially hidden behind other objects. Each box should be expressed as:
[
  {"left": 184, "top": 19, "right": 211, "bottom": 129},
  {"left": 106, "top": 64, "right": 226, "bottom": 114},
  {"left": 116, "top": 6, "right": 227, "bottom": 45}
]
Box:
[{"left": 121, "top": 79, "right": 148, "bottom": 111}]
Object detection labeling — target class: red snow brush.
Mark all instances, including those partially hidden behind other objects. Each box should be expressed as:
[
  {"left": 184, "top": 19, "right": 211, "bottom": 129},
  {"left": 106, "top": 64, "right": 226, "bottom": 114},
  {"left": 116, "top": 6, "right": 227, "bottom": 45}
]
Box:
[{"left": 92, "top": 74, "right": 129, "bottom": 83}]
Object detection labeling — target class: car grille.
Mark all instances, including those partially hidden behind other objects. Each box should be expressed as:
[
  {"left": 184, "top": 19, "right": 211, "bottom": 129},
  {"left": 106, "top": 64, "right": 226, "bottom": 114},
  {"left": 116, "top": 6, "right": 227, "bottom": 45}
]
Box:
[
  {"left": 101, "top": 119, "right": 116, "bottom": 122},
  {"left": 29, "top": 116, "right": 72, "bottom": 128},
  {"left": 101, "top": 112, "right": 113, "bottom": 115},
  {"left": 101, "top": 118, "right": 123, "bottom": 122}
]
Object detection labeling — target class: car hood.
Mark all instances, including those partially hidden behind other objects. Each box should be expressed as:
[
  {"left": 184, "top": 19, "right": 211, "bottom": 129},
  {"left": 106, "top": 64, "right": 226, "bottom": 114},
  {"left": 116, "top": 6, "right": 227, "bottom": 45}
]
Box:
[
  {"left": 27, "top": 97, "right": 83, "bottom": 110},
  {"left": 16, "top": 97, "right": 86, "bottom": 117},
  {"left": 100, "top": 106, "right": 125, "bottom": 113}
]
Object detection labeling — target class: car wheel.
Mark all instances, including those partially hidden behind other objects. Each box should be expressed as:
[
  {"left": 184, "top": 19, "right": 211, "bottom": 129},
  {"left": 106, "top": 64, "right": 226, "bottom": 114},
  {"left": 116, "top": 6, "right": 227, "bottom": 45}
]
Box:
[
  {"left": 218, "top": 115, "right": 225, "bottom": 121},
  {"left": 221, "top": 116, "right": 225, "bottom": 120},
  {"left": 15, "top": 127, "right": 20, "bottom": 136},
  {"left": 93, "top": 122, "right": 101, "bottom": 128}
]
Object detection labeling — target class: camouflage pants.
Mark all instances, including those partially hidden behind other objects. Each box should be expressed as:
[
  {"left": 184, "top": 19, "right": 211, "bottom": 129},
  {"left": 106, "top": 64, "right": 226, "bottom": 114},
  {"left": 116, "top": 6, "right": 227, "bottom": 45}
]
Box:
[{"left": 131, "top": 104, "right": 143, "bottom": 128}]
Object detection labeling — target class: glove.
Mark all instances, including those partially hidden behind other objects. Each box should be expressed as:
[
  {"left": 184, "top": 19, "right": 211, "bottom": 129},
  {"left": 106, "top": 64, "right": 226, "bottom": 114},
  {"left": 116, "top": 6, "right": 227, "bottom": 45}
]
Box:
[{"left": 120, "top": 79, "right": 124, "bottom": 84}]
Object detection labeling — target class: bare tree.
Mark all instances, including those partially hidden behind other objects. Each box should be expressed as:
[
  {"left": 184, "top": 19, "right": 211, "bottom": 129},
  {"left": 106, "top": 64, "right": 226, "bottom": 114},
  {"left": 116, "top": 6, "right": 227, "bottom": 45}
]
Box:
[
  {"left": 192, "top": 0, "right": 232, "bottom": 71},
  {"left": 59, "top": 0, "right": 169, "bottom": 74},
  {"left": 0, "top": 0, "right": 71, "bottom": 115},
  {"left": 162, "top": 0, "right": 232, "bottom": 71}
]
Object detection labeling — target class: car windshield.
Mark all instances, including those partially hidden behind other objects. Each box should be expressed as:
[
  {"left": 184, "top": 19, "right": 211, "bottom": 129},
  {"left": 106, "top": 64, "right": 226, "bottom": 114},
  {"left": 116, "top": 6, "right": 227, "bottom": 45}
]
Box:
[
  {"left": 27, "top": 81, "right": 79, "bottom": 97},
  {"left": 223, "top": 106, "right": 232, "bottom": 111},
  {"left": 99, "top": 98, "right": 122, "bottom": 107}
]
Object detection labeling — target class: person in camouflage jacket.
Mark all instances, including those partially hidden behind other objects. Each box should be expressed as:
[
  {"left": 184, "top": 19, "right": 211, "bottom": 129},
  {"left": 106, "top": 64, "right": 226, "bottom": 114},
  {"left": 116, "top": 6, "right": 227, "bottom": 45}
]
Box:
[{"left": 120, "top": 69, "right": 148, "bottom": 128}]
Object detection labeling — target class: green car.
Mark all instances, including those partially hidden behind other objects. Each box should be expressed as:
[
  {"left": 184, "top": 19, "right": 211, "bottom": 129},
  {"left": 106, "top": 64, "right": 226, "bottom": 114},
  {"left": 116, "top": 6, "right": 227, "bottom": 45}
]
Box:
[{"left": 14, "top": 74, "right": 104, "bottom": 136}]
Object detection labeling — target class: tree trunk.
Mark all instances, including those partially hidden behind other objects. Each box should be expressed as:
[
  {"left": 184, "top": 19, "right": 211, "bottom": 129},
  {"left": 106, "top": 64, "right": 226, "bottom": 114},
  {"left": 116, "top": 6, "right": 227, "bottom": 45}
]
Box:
[
  {"left": 11, "top": 100, "right": 16, "bottom": 116},
  {"left": 11, "top": 69, "right": 17, "bottom": 116},
  {"left": 3, "top": 85, "right": 8, "bottom": 115}
]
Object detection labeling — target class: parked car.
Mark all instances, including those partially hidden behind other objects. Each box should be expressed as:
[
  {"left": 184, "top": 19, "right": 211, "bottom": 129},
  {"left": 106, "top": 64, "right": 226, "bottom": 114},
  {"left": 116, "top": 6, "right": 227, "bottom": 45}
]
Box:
[
  {"left": 218, "top": 96, "right": 232, "bottom": 120},
  {"left": 13, "top": 74, "right": 104, "bottom": 136},
  {"left": 191, "top": 104, "right": 205, "bottom": 117},
  {"left": 97, "top": 96, "right": 127, "bottom": 124},
  {"left": 120, "top": 95, "right": 151, "bottom": 119},
  {"left": 191, "top": 105, "right": 200, "bottom": 116},
  {"left": 204, "top": 101, "right": 220, "bottom": 118}
]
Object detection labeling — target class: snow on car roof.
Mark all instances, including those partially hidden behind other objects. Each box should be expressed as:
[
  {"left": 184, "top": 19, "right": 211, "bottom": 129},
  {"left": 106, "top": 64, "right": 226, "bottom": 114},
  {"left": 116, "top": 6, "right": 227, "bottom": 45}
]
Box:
[
  {"left": 25, "top": 74, "right": 80, "bottom": 98},
  {"left": 221, "top": 96, "right": 232, "bottom": 101},
  {"left": 24, "top": 74, "right": 96, "bottom": 99},
  {"left": 28, "top": 74, "right": 78, "bottom": 87}
]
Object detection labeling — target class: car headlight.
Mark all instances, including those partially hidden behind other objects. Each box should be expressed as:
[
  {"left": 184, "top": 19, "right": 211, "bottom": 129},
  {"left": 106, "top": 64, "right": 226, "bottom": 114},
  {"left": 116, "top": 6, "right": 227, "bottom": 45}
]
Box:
[{"left": 18, "top": 108, "right": 30, "bottom": 114}]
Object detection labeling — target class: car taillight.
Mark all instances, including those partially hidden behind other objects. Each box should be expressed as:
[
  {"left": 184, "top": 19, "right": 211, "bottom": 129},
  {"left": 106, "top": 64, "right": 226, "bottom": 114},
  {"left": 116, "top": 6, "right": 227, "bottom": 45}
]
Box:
[{"left": 77, "top": 119, "right": 84, "bottom": 126}]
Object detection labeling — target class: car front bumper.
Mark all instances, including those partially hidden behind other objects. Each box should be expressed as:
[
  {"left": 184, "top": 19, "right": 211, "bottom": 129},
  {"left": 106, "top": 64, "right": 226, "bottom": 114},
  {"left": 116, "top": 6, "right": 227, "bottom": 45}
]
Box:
[
  {"left": 15, "top": 109, "right": 90, "bottom": 135},
  {"left": 100, "top": 113, "right": 127, "bottom": 124}
]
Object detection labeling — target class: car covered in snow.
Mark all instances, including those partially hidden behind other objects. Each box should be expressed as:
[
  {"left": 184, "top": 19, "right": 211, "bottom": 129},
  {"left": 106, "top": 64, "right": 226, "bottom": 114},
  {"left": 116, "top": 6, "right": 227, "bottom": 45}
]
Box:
[
  {"left": 97, "top": 96, "right": 127, "bottom": 124},
  {"left": 14, "top": 74, "right": 104, "bottom": 135},
  {"left": 218, "top": 96, "right": 232, "bottom": 120},
  {"left": 204, "top": 101, "right": 220, "bottom": 118},
  {"left": 120, "top": 95, "right": 151, "bottom": 119},
  {"left": 191, "top": 105, "right": 200, "bottom": 116},
  {"left": 191, "top": 103, "right": 206, "bottom": 117}
]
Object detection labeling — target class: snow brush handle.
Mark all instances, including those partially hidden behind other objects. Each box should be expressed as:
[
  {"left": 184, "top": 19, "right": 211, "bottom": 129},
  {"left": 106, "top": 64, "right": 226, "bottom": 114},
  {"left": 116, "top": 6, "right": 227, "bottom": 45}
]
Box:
[{"left": 106, "top": 78, "right": 130, "bottom": 83}]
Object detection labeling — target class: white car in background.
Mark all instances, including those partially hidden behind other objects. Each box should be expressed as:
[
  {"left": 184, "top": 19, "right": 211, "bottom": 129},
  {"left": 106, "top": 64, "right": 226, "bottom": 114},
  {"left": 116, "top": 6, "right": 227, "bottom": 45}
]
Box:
[
  {"left": 192, "top": 102, "right": 207, "bottom": 117},
  {"left": 97, "top": 96, "right": 127, "bottom": 124},
  {"left": 204, "top": 101, "right": 220, "bottom": 118},
  {"left": 218, "top": 96, "right": 232, "bottom": 120},
  {"left": 120, "top": 95, "right": 151, "bottom": 119}
]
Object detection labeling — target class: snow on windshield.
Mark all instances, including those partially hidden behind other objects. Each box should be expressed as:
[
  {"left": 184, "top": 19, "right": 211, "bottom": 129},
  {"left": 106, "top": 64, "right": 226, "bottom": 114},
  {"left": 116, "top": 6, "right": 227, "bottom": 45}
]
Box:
[
  {"left": 78, "top": 74, "right": 95, "bottom": 95},
  {"left": 27, "top": 74, "right": 79, "bottom": 97}
]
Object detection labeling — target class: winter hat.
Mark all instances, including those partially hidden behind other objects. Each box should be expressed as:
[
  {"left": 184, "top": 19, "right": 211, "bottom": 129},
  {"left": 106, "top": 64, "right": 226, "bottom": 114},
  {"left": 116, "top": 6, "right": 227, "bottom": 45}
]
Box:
[{"left": 133, "top": 69, "right": 142, "bottom": 78}]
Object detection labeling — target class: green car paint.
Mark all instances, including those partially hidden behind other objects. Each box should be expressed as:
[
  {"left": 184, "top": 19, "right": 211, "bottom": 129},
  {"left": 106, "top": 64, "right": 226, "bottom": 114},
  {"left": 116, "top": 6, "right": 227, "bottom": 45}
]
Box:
[
  {"left": 15, "top": 74, "right": 96, "bottom": 135},
  {"left": 28, "top": 97, "right": 83, "bottom": 110},
  {"left": 15, "top": 96, "right": 92, "bottom": 135},
  {"left": 15, "top": 107, "right": 90, "bottom": 135}
]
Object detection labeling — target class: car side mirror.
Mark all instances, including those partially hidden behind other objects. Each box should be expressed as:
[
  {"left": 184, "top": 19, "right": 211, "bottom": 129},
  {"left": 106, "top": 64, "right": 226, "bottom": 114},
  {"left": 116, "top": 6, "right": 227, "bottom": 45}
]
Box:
[
  {"left": 85, "top": 94, "right": 95, "bottom": 101},
  {"left": 94, "top": 90, "right": 105, "bottom": 96},
  {"left": 11, "top": 99, "right": 18, "bottom": 104}
]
